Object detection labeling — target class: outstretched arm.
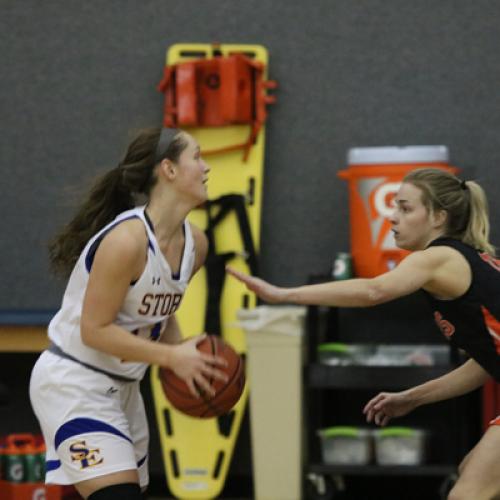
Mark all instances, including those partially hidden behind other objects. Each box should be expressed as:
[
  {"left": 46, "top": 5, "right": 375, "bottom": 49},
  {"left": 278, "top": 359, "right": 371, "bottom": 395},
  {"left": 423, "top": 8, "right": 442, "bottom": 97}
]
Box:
[
  {"left": 363, "top": 358, "right": 490, "bottom": 426},
  {"left": 227, "top": 249, "right": 438, "bottom": 307}
]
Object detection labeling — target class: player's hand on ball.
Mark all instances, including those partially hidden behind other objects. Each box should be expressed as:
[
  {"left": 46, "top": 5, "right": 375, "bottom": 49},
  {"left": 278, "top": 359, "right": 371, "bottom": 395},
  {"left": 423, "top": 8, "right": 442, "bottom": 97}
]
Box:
[
  {"left": 226, "top": 266, "right": 286, "bottom": 304},
  {"left": 169, "top": 334, "right": 228, "bottom": 398},
  {"left": 161, "top": 335, "right": 245, "bottom": 418},
  {"left": 363, "top": 390, "right": 417, "bottom": 426}
]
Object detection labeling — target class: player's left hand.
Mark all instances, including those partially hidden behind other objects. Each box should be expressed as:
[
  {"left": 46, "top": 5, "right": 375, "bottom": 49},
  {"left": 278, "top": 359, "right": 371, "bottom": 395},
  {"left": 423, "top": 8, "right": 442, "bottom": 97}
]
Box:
[{"left": 363, "top": 390, "right": 417, "bottom": 426}]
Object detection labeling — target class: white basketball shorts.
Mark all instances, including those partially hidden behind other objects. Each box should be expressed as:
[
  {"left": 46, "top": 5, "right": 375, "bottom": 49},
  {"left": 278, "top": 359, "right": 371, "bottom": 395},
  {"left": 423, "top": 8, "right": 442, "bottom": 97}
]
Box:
[{"left": 29, "top": 350, "right": 149, "bottom": 488}]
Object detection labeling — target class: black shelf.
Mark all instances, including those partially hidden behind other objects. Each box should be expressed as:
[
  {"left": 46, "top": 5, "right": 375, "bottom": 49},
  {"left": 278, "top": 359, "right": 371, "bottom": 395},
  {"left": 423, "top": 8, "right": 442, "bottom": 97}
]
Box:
[
  {"left": 302, "top": 293, "right": 480, "bottom": 499},
  {"left": 307, "top": 364, "right": 453, "bottom": 389},
  {"left": 308, "top": 463, "right": 456, "bottom": 477}
]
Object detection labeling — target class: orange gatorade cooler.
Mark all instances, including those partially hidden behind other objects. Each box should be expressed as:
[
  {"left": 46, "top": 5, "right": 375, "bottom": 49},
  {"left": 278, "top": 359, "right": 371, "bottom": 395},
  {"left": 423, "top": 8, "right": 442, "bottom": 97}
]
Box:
[
  {"left": 338, "top": 146, "right": 457, "bottom": 277},
  {"left": 0, "top": 434, "right": 64, "bottom": 499}
]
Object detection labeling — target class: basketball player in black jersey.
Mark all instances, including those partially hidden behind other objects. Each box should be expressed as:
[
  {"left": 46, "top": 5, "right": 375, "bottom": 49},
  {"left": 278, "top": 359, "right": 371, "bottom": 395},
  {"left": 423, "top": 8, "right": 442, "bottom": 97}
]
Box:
[{"left": 228, "top": 168, "right": 499, "bottom": 500}]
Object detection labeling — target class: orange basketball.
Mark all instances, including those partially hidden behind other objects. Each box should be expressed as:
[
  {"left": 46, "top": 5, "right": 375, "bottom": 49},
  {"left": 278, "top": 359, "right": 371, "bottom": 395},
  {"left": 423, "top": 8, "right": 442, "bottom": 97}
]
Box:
[{"left": 159, "top": 335, "right": 245, "bottom": 418}]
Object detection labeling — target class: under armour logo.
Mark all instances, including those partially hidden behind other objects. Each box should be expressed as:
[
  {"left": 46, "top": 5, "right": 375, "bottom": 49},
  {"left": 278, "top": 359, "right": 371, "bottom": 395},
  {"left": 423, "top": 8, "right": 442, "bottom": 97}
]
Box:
[
  {"left": 152, "top": 277, "right": 161, "bottom": 285},
  {"left": 106, "top": 386, "right": 118, "bottom": 395}
]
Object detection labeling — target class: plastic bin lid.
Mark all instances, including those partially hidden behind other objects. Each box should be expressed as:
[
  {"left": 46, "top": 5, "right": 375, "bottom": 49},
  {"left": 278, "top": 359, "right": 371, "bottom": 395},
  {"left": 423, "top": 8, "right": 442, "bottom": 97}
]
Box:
[
  {"left": 347, "top": 146, "right": 449, "bottom": 165},
  {"left": 318, "top": 426, "right": 370, "bottom": 438},
  {"left": 374, "top": 427, "right": 425, "bottom": 438},
  {"left": 317, "top": 343, "right": 349, "bottom": 353}
]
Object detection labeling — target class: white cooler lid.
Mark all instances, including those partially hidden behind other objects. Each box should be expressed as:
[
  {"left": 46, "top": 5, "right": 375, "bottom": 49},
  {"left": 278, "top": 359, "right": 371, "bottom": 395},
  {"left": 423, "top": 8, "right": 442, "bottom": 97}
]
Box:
[{"left": 347, "top": 145, "right": 449, "bottom": 165}]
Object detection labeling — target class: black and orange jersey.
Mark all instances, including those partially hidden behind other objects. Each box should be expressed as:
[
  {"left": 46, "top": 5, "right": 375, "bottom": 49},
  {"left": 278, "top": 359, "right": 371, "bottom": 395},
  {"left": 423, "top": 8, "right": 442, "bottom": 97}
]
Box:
[{"left": 424, "top": 237, "right": 500, "bottom": 381}]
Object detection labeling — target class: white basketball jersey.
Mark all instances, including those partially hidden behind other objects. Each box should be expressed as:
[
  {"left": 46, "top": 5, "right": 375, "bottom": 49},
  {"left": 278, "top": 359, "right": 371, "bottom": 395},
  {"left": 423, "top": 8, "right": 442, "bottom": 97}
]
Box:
[{"left": 48, "top": 205, "right": 195, "bottom": 380}]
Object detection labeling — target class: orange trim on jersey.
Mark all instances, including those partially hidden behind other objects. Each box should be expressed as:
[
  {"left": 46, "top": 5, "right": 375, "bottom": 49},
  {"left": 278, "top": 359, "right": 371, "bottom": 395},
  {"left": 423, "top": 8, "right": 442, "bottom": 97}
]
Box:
[
  {"left": 481, "top": 305, "right": 500, "bottom": 355},
  {"left": 489, "top": 415, "right": 500, "bottom": 426},
  {"left": 479, "top": 252, "right": 500, "bottom": 272}
]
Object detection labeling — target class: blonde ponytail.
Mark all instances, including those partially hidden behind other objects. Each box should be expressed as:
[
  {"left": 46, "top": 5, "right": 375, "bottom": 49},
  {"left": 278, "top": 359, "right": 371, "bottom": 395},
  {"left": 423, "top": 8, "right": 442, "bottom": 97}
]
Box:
[{"left": 463, "top": 181, "right": 495, "bottom": 255}]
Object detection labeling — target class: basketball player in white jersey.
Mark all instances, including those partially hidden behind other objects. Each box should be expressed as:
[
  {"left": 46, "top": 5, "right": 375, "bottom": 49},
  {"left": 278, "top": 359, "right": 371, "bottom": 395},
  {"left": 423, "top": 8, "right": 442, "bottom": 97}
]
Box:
[{"left": 29, "top": 128, "right": 228, "bottom": 500}]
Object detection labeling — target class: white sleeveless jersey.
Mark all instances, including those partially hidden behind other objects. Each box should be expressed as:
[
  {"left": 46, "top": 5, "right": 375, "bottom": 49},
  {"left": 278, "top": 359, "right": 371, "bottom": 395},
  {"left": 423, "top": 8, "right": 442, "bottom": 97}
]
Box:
[{"left": 48, "top": 205, "right": 195, "bottom": 380}]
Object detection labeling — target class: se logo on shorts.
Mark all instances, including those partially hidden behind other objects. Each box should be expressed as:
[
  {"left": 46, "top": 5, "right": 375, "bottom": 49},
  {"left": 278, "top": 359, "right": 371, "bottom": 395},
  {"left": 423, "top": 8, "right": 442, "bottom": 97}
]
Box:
[{"left": 70, "top": 440, "right": 104, "bottom": 469}]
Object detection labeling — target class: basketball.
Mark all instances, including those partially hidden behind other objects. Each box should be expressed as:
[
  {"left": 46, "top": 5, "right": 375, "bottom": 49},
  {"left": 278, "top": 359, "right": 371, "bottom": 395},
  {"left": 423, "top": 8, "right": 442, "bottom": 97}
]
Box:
[{"left": 159, "top": 335, "right": 245, "bottom": 418}]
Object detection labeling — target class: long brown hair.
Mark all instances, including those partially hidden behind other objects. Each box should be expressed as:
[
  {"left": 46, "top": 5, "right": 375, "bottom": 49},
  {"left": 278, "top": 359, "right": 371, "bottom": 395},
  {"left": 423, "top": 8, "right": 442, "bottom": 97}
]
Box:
[
  {"left": 49, "top": 127, "right": 186, "bottom": 277},
  {"left": 404, "top": 168, "right": 495, "bottom": 255}
]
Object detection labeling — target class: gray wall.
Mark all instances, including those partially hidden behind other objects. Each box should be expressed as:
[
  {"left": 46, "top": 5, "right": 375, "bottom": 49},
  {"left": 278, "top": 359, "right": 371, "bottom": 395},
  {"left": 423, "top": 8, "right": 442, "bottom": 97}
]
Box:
[{"left": 2, "top": 0, "right": 500, "bottom": 310}]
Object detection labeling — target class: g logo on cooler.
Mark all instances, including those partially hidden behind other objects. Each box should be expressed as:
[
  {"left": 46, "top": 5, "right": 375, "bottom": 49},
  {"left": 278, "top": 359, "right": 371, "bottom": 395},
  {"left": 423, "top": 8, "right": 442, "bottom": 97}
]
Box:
[
  {"left": 33, "top": 489, "right": 47, "bottom": 500},
  {"left": 373, "top": 182, "right": 401, "bottom": 218}
]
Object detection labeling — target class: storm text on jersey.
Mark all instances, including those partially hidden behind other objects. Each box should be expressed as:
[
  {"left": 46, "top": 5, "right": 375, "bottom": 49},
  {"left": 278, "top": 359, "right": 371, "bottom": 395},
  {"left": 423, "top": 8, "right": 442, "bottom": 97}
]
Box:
[{"left": 138, "top": 293, "right": 182, "bottom": 316}]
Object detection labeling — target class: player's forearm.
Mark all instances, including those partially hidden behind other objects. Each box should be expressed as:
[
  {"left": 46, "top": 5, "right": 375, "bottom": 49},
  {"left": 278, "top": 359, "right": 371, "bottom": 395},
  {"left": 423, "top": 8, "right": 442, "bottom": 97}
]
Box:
[
  {"left": 81, "top": 322, "right": 171, "bottom": 366},
  {"left": 284, "top": 279, "right": 384, "bottom": 307},
  {"left": 406, "top": 358, "right": 490, "bottom": 408}
]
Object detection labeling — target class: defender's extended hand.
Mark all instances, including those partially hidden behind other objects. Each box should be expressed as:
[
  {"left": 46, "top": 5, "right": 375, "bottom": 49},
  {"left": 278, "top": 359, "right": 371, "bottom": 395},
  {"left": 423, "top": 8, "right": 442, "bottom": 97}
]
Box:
[{"left": 226, "top": 266, "right": 287, "bottom": 304}]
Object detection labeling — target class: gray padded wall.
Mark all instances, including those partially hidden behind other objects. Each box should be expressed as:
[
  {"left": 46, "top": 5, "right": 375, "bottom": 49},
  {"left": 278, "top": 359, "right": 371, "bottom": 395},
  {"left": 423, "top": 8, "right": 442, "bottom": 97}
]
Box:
[{"left": 2, "top": 0, "right": 500, "bottom": 309}]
